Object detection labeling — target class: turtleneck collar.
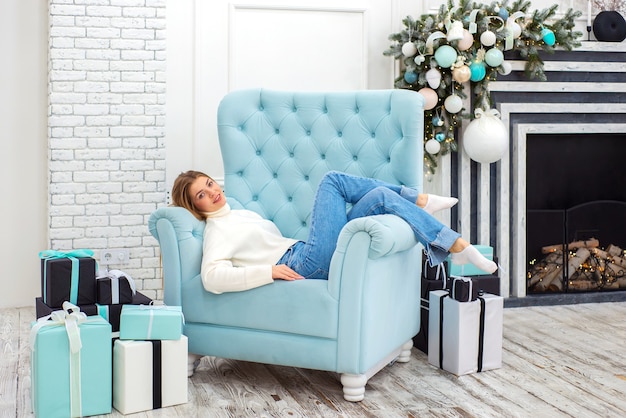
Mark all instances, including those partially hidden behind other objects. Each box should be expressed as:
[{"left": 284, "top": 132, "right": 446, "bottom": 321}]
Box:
[{"left": 205, "top": 203, "right": 231, "bottom": 219}]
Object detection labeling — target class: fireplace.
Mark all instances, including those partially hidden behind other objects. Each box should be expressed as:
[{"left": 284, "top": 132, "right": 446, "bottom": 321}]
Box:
[
  {"left": 441, "top": 42, "right": 626, "bottom": 304},
  {"left": 526, "top": 133, "right": 626, "bottom": 294}
]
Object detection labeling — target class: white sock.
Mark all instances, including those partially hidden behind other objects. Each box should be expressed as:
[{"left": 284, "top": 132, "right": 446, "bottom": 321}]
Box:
[
  {"left": 422, "top": 194, "right": 459, "bottom": 215},
  {"left": 450, "top": 245, "right": 497, "bottom": 274}
]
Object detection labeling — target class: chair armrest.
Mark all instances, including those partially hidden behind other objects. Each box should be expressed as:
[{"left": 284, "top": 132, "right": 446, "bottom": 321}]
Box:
[
  {"left": 336, "top": 214, "right": 417, "bottom": 259},
  {"left": 148, "top": 207, "right": 206, "bottom": 306},
  {"left": 327, "top": 214, "right": 418, "bottom": 300},
  {"left": 328, "top": 214, "right": 422, "bottom": 373}
]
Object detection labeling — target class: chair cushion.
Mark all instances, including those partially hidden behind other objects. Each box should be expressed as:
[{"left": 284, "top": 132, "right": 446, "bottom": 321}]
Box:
[{"left": 181, "top": 275, "right": 338, "bottom": 339}]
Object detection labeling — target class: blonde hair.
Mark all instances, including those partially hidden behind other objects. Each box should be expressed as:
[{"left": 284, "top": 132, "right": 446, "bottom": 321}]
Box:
[{"left": 171, "top": 170, "right": 212, "bottom": 220}]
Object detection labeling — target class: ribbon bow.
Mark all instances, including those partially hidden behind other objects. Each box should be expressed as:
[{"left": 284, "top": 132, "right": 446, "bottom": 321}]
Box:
[{"left": 30, "top": 301, "right": 87, "bottom": 352}]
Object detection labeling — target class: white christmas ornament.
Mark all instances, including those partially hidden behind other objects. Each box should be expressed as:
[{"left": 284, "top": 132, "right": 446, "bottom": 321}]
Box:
[
  {"left": 462, "top": 108, "right": 509, "bottom": 164},
  {"left": 498, "top": 61, "right": 512, "bottom": 75},
  {"left": 426, "top": 68, "right": 442, "bottom": 89},
  {"left": 480, "top": 30, "right": 496, "bottom": 46},
  {"left": 425, "top": 139, "right": 442, "bottom": 155},
  {"left": 402, "top": 42, "right": 417, "bottom": 57},
  {"left": 444, "top": 94, "right": 463, "bottom": 114}
]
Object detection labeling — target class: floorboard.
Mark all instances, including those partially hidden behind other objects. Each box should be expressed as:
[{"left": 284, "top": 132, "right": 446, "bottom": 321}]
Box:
[{"left": 2, "top": 302, "right": 625, "bottom": 417}]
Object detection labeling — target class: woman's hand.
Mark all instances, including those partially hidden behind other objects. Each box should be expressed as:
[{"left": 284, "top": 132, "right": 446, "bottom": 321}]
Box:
[{"left": 272, "top": 264, "right": 304, "bottom": 281}]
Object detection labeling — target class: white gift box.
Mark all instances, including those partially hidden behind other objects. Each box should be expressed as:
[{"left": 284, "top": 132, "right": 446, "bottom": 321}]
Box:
[
  {"left": 113, "top": 335, "right": 188, "bottom": 414},
  {"left": 428, "top": 290, "right": 503, "bottom": 376}
]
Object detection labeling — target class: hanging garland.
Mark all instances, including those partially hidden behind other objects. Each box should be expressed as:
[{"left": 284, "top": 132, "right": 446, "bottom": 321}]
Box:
[{"left": 384, "top": 0, "right": 582, "bottom": 175}]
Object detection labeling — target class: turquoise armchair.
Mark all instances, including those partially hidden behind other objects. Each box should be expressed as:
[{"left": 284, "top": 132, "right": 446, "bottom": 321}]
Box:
[{"left": 149, "top": 88, "right": 425, "bottom": 401}]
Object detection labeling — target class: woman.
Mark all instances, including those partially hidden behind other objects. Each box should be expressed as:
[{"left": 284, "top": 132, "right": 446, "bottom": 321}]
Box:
[{"left": 171, "top": 170, "right": 497, "bottom": 294}]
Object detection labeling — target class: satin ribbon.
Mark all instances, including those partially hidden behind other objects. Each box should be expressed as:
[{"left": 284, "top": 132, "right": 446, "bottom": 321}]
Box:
[
  {"left": 505, "top": 11, "right": 526, "bottom": 51},
  {"left": 30, "top": 302, "right": 87, "bottom": 418},
  {"left": 39, "top": 249, "right": 94, "bottom": 305},
  {"left": 425, "top": 31, "right": 447, "bottom": 55},
  {"left": 138, "top": 304, "right": 185, "bottom": 340}
]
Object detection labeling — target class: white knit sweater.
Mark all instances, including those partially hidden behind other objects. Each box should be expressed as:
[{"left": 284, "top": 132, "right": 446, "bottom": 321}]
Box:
[{"left": 200, "top": 203, "right": 298, "bottom": 294}]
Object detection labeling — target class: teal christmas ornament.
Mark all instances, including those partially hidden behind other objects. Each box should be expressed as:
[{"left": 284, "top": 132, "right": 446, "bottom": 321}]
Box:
[
  {"left": 469, "top": 60, "right": 486, "bottom": 82},
  {"left": 434, "top": 45, "right": 457, "bottom": 68},
  {"left": 435, "top": 132, "right": 446, "bottom": 142},
  {"left": 498, "top": 8, "right": 509, "bottom": 20},
  {"left": 404, "top": 71, "right": 418, "bottom": 84},
  {"left": 484, "top": 48, "right": 504, "bottom": 67},
  {"left": 541, "top": 28, "right": 555, "bottom": 46}
]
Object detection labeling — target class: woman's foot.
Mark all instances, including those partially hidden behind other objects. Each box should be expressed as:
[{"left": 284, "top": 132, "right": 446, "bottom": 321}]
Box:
[
  {"left": 417, "top": 194, "right": 459, "bottom": 215},
  {"left": 450, "top": 240, "right": 497, "bottom": 274}
]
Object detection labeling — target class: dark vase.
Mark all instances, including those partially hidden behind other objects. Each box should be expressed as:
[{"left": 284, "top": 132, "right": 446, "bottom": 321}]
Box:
[{"left": 593, "top": 10, "right": 626, "bottom": 42}]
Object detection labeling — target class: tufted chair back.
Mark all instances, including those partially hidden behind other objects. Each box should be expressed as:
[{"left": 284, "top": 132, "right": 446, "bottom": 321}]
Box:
[{"left": 217, "top": 88, "right": 424, "bottom": 240}]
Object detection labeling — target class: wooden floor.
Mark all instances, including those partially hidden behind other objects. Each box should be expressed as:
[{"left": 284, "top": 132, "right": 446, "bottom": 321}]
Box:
[{"left": 2, "top": 302, "right": 625, "bottom": 418}]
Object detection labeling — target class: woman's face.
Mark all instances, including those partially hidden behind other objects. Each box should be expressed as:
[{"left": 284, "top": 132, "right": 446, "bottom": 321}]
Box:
[{"left": 188, "top": 176, "right": 226, "bottom": 213}]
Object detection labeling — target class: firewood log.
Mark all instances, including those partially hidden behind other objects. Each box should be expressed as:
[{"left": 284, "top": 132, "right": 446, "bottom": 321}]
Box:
[
  {"left": 534, "top": 264, "right": 563, "bottom": 292},
  {"left": 566, "top": 248, "right": 591, "bottom": 280},
  {"left": 606, "top": 244, "right": 624, "bottom": 258},
  {"left": 528, "top": 252, "right": 562, "bottom": 287},
  {"left": 541, "top": 238, "right": 599, "bottom": 255},
  {"left": 567, "top": 280, "right": 596, "bottom": 291}
]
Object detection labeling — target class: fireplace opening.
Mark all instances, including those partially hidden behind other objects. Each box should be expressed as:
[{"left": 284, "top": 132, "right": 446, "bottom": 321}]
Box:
[{"left": 525, "top": 133, "right": 626, "bottom": 293}]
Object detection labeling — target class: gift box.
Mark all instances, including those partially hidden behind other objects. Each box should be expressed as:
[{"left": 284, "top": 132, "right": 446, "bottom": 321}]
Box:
[
  {"left": 119, "top": 304, "right": 183, "bottom": 341},
  {"left": 30, "top": 304, "right": 112, "bottom": 418},
  {"left": 113, "top": 336, "right": 188, "bottom": 414},
  {"left": 96, "top": 275, "right": 135, "bottom": 305},
  {"left": 36, "top": 297, "right": 98, "bottom": 319},
  {"left": 448, "top": 276, "right": 479, "bottom": 302},
  {"left": 40, "top": 249, "right": 97, "bottom": 308},
  {"left": 447, "top": 245, "right": 494, "bottom": 276},
  {"left": 428, "top": 290, "right": 503, "bottom": 376},
  {"left": 446, "top": 274, "right": 500, "bottom": 298},
  {"left": 413, "top": 253, "right": 448, "bottom": 353}
]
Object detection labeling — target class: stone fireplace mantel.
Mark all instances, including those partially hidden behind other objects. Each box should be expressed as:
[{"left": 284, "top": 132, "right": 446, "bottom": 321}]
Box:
[{"left": 441, "top": 41, "right": 626, "bottom": 299}]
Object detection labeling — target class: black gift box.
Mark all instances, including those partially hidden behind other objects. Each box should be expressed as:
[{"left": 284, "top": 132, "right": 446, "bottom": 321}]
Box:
[
  {"left": 446, "top": 274, "right": 500, "bottom": 299},
  {"left": 35, "top": 291, "right": 152, "bottom": 333},
  {"left": 40, "top": 257, "right": 97, "bottom": 308},
  {"left": 96, "top": 276, "right": 134, "bottom": 305},
  {"left": 414, "top": 254, "right": 448, "bottom": 353},
  {"left": 35, "top": 297, "right": 99, "bottom": 319},
  {"left": 447, "top": 276, "right": 479, "bottom": 302}
]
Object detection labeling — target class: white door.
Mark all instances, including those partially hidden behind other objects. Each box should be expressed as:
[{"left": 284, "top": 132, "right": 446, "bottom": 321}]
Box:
[{"left": 165, "top": 0, "right": 423, "bottom": 191}]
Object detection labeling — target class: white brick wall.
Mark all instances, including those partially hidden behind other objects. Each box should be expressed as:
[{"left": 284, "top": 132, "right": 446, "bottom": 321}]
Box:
[{"left": 48, "top": 0, "right": 166, "bottom": 300}]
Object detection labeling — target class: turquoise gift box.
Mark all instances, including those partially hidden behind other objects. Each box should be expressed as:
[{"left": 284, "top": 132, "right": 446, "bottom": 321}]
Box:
[
  {"left": 447, "top": 245, "right": 494, "bottom": 276},
  {"left": 30, "top": 308, "right": 112, "bottom": 418},
  {"left": 119, "top": 304, "right": 183, "bottom": 340}
]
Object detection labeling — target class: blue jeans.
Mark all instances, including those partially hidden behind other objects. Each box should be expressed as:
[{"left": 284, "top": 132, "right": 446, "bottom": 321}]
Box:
[{"left": 277, "top": 171, "right": 460, "bottom": 279}]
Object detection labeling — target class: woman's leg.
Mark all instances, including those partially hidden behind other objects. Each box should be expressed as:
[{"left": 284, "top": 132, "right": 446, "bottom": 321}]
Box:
[
  {"left": 281, "top": 171, "right": 419, "bottom": 279},
  {"left": 347, "top": 187, "right": 460, "bottom": 266}
]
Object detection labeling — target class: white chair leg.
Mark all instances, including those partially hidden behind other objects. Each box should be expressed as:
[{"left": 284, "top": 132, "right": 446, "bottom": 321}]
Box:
[
  {"left": 340, "top": 373, "right": 368, "bottom": 402},
  {"left": 396, "top": 340, "right": 413, "bottom": 363},
  {"left": 187, "top": 353, "right": 202, "bottom": 377}
]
